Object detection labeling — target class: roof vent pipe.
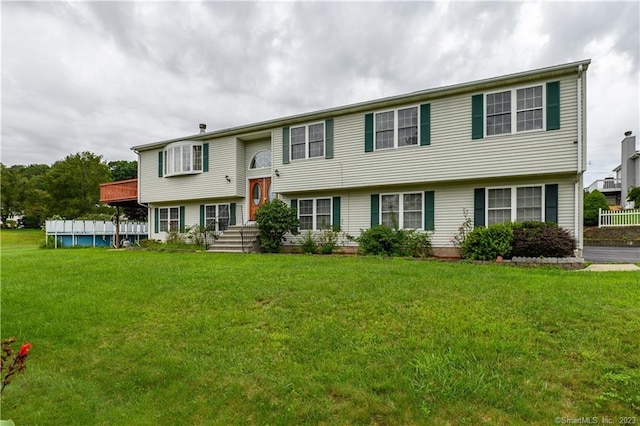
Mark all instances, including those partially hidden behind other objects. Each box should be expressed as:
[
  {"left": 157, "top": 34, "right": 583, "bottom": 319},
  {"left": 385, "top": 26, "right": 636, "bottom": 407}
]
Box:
[
  {"left": 624, "top": 131, "right": 632, "bottom": 137},
  {"left": 199, "top": 123, "right": 207, "bottom": 133}
]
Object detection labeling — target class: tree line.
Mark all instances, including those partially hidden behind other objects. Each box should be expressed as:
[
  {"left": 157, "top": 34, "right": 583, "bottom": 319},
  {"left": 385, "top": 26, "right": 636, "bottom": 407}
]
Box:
[{"left": 1, "top": 152, "right": 144, "bottom": 228}]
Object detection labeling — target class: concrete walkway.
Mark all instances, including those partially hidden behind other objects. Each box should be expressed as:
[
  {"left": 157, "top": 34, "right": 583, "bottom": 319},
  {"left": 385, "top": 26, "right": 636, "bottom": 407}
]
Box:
[{"left": 582, "top": 264, "right": 640, "bottom": 271}]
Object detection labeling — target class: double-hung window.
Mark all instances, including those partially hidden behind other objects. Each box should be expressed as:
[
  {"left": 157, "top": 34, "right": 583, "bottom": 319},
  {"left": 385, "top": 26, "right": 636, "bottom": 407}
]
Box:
[
  {"left": 375, "top": 106, "right": 418, "bottom": 149},
  {"left": 205, "top": 204, "right": 230, "bottom": 232},
  {"left": 290, "top": 123, "right": 325, "bottom": 160},
  {"left": 298, "top": 198, "right": 332, "bottom": 230},
  {"left": 164, "top": 143, "right": 203, "bottom": 176},
  {"left": 380, "top": 192, "right": 423, "bottom": 229},
  {"left": 159, "top": 207, "right": 180, "bottom": 232},
  {"left": 487, "top": 186, "right": 543, "bottom": 225},
  {"left": 516, "top": 86, "right": 543, "bottom": 131},
  {"left": 485, "top": 85, "right": 544, "bottom": 136}
]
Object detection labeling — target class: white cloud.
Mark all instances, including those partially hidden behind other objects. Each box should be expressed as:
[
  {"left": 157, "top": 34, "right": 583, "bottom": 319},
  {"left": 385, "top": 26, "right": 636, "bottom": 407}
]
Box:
[
  {"left": 583, "top": 34, "right": 640, "bottom": 184},
  {"left": 1, "top": 0, "right": 638, "bottom": 184}
]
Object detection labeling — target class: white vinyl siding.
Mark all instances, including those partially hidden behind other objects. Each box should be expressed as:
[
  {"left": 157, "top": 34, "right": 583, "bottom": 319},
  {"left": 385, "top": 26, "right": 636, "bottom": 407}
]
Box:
[
  {"left": 273, "top": 76, "right": 578, "bottom": 194},
  {"left": 139, "top": 136, "right": 240, "bottom": 203}
]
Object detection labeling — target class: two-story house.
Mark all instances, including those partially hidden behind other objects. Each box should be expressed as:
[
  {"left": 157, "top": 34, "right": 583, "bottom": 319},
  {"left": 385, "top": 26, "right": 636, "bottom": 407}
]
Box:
[{"left": 132, "top": 59, "right": 590, "bottom": 257}]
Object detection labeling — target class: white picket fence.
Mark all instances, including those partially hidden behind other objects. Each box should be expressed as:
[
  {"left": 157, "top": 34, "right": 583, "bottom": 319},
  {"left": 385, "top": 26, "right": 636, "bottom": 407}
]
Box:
[{"left": 598, "top": 208, "right": 640, "bottom": 227}]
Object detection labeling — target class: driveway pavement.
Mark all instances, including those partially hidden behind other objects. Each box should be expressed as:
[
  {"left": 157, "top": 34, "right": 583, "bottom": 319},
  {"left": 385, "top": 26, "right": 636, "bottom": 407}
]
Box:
[{"left": 583, "top": 246, "right": 640, "bottom": 263}]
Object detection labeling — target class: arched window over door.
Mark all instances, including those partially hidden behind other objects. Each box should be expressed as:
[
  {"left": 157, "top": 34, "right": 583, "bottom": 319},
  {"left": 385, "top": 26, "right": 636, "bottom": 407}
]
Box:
[{"left": 250, "top": 150, "right": 271, "bottom": 169}]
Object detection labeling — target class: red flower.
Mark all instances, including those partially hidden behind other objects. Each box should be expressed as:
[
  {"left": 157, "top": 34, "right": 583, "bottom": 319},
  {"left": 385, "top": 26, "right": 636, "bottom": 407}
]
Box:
[{"left": 18, "top": 342, "right": 32, "bottom": 357}]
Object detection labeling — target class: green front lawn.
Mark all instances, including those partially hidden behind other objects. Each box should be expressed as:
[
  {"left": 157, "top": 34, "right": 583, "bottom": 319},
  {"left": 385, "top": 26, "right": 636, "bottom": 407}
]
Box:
[{"left": 1, "top": 237, "right": 638, "bottom": 424}]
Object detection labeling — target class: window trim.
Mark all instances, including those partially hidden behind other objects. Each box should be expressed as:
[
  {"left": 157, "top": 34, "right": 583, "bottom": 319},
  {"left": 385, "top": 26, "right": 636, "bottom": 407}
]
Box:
[
  {"left": 484, "top": 184, "right": 546, "bottom": 225},
  {"left": 163, "top": 142, "right": 204, "bottom": 177},
  {"left": 377, "top": 191, "right": 424, "bottom": 230},
  {"left": 158, "top": 206, "right": 181, "bottom": 233},
  {"left": 484, "top": 84, "right": 546, "bottom": 138},
  {"left": 204, "top": 204, "right": 231, "bottom": 233},
  {"left": 290, "top": 121, "right": 326, "bottom": 161},
  {"left": 373, "top": 105, "right": 420, "bottom": 151},
  {"left": 297, "top": 197, "right": 333, "bottom": 231}
]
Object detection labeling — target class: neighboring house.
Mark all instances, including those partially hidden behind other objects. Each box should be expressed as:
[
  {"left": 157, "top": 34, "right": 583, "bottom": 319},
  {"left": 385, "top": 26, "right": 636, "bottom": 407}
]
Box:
[
  {"left": 619, "top": 132, "right": 639, "bottom": 208},
  {"left": 586, "top": 132, "right": 638, "bottom": 208},
  {"left": 132, "top": 59, "right": 590, "bottom": 257}
]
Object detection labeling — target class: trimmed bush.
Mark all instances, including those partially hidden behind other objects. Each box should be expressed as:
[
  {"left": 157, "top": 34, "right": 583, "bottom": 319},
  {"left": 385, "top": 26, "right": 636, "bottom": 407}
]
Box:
[
  {"left": 255, "top": 199, "right": 299, "bottom": 253},
  {"left": 511, "top": 222, "right": 575, "bottom": 258},
  {"left": 357, "top": 225, "right": 400, "bottom": 256},
  {"left": 461, "top": 221, "right": 576, "bottom": 260},
  {"left": 356, "top": 225, "right": 432, "bottom": 257},
  {"left": 460, "top": 223, "right": 513, "bottom": 260}
]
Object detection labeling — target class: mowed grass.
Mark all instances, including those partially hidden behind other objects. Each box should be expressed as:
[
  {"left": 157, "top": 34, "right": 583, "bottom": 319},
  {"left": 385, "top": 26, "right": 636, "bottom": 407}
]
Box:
[{"left": 1, "top": 230, "right": 639, "bottom": 424}]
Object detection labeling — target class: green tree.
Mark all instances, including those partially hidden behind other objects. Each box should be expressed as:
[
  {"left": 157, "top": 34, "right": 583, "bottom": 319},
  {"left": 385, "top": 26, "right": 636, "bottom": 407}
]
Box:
[
  {"left": 627, "top": 187, "right": 640, "bottom": 209},
  {"left": 255, "top": 199, "right": 299, "bottom": 253},
  {"left": 108, "top": 160, "right": 137, "bottom": 181},
  {"left": 0, "top": 164, "right": 27, "bottom": 223},
  {"left": 46, "top": 152, "right": 112, "bottom": 219},
  {"left": 584, "top": 190, "right": 609, "bottom": 226}
]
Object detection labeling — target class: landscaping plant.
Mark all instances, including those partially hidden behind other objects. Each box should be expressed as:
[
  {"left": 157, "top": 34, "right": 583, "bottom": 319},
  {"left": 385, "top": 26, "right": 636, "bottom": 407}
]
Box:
[
  {"left": 511, "top": 222, "right": 576, "bottom": 258},
  {"left": 254, "top": 199, "right": 299, "bottom": 252},
  {"left": 356, "top": 225, "right": 432, "bottom": 257},
  {"left": 584, "top": 190, "right": 609, "bottom": 226},
  {"left": 461, "top": 221, "right": 576, "bottom": 260},
  {"left": 1, "top": 338, "right": 33, "bottom": 393}
]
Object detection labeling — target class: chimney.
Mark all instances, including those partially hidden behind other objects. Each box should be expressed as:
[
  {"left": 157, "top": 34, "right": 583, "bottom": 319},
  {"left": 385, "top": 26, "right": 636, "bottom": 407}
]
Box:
[{"left": 199, "top": 123, "right": 207, "bottom": 133}]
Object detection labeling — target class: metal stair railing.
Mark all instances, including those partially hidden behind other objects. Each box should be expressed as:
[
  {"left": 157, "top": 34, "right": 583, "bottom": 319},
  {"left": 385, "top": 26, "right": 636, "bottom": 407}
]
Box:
[
  {"left": 238, "top": 205, "right": 259, "bottom": 253},
  {"left": 240, "top": 222, "right": 258, "bottom": 253}
]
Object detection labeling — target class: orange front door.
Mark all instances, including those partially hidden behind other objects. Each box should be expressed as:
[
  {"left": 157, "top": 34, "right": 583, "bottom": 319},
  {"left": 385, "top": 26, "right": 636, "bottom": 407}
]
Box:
[{"left": 249, "top": 177, "right": 271, "bottom": 220}]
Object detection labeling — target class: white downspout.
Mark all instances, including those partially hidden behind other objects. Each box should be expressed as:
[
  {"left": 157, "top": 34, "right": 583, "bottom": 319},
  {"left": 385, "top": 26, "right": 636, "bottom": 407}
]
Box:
[{"left": 576, "top": 64, "right": 584, "bottom": 256}]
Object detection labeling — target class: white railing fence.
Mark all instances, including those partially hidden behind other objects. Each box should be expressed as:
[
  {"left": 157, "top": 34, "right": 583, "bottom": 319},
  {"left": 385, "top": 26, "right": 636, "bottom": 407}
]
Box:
[
  {"left": 598, "top": 208, "right": 640, "bottom": 227},
  {"left": 45, "top": 220, "right": 148, "bottom": 248}
]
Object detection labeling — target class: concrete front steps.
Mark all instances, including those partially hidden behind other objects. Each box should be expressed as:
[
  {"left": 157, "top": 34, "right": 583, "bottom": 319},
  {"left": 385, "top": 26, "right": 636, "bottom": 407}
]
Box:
[{"left": 207, "top": 225, "right": 260, "bottom": 253}]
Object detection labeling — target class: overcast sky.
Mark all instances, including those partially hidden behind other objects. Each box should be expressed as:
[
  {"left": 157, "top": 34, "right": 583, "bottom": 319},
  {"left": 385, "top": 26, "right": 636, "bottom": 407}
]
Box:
[{"left": 2, "top": 1, "right": 639, "bottom": 185}]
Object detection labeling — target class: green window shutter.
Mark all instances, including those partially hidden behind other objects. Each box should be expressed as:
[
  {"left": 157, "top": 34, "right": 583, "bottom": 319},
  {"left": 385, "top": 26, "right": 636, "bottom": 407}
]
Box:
[
  {"left": 474, "top": 188, "right": 486, "bottom": 227},
  {"left": 364, "top": 113, "right": 374, "bottom": 152},
  {"left": 546, "top": 81, "right": 560, "bottom": 131},
  {"left": 325, "top": 118, "right": 334, "bottom": 159},
  {"left": 154, "top": 208, "right": 159, "bottom": 233},
  {"left": 472, "top": 94, "right": 484, "bottom": 140},
  {"left": 158, "top": 152, "right": 163, "bottom": 177},
  {"left": 229, "top": 203, "right": 236, "bottom": 226},
  {"left": 545, "top": 184, "right": 559, "bottom": 224},
  {"left": 370, "top": 194, "right": 380, "bottom": 226},
  {"left": 199, "top": 205, "right": 205, "bottom": 228},
  {"left": 332, "top": 196, "right": 341, "bottom": 231},
  {"left": 424, "top": 191, "right": 435, "bottom": 231},
  {"left": 283, "top": 127, "right": 290, "bottom": 164},
  {"left": 203, "top": 143, "right": 209, "bottom": 172},
  {"left": 420, "top": 103, "right": 431, "bottom": 146},
  {"left": 179, "top": 206, "right": 185, "bottom": 232},
  {"left": 290, "top": 199, "right": 298, "bottom": 211}
]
